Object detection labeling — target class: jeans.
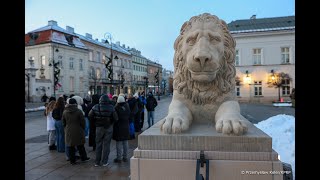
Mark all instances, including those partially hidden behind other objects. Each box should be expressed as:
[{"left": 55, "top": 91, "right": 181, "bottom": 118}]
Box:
[
  {"left": 95, "top": 126, "right": 113, "bottom": 165},
  {"left": 84, "top": 117, "right": 89, "bottom": 137},
  {"left": 116, "top": 140, "right": 128, "bottom": 160},
  {"left": 55, "top": 120, "right": 65, "bottom": 152},
  {"left": 147, "top": 111, "right": 155, "bottom": 128}
]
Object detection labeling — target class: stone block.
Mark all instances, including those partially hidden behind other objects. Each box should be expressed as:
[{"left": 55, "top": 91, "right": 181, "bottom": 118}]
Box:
[{"left": 138, "top": 121, "right": 272, "bottom": 152}]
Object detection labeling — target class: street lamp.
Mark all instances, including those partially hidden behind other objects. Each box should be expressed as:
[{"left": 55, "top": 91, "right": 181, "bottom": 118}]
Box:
[
  {"left": 143, "top": 76, "right": 149, "bottom": 95},
  {"left": 25, "top": 73, "right": 30, "bottom": 102},
  {"left": 162, "top": 79, "right": 166, "bottom": 95},
  {"left": 104, "top": 32, "right": 119, "bottom": 94},
  {"left": 154, "top": 60, "right": 160, "bottom": 100},
  {"left": 49, "top": 47, "right": 60, "bottom": 98}
]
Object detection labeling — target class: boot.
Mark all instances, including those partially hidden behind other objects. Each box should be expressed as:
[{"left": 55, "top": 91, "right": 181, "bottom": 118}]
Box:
[{"left": 49, "top": 145, "right": 57, "bottom": 150}]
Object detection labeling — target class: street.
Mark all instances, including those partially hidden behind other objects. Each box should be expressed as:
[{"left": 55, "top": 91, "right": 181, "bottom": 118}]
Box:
[{"left": 25, "top": 96, "right": 295, "bottom": 180}]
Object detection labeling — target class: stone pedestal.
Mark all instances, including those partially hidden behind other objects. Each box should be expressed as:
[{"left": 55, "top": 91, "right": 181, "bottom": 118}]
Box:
[{"left": 130, "top": 121, "right": 284, "bottom": 180}]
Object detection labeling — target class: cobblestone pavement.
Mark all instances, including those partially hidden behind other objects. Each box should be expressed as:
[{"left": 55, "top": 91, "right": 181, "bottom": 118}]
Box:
[{"left": 25, "top": 96, "right": 294, "bottom": 180}]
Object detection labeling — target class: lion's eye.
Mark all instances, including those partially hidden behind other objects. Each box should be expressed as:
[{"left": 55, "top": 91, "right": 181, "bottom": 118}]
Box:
[
  {"left": 209, "top": 35, "right": 221, "bottom": 44},
  {"left": 186, "top": 37, "right": 196, "bottom": 45}
]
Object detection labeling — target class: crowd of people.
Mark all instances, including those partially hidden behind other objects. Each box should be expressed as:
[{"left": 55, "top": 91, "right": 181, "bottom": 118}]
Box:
[{"left": 42, "top": 91, "right": 158, "bottom": 166}]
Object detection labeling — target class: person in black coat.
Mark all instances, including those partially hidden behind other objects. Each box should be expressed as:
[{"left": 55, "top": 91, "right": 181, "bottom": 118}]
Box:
[
  {"left": 89, "top": 95, "right": 118, "bottom": 167},
  {"left": 146, "top": 92, "right": 158, "bottom": 128},
  {"left": 112, "top": 96, "right": 131, "bottom": 163},
  {"left": 87, "top": 94, "right": 100, "bottom": 151}
]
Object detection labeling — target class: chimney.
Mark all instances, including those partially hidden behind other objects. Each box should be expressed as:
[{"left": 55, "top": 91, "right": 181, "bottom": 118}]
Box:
[
  {"left": 48, "top": 20, "right": 57, "bottom": 26},
  {"left": 95, "top": 38, "right": 98, "bottom": 41},
  {"left": 66, "top": 26, "right": 74, "bottom": 33},
  {"left": 122, "top": 44, "right": 125, "bottom": 48},
  {"left": 250, "top": 15, "right": 256, "bottom": 19},
  {"left": 115, "top": 41, "right": 120, "bottom": 46},
  {"left": 85, "top": 33, "right": 92, "bottom": 39}
]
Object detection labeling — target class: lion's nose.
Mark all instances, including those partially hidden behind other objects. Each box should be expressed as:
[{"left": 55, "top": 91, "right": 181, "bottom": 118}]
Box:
[{"left": 194, "top": 53, "right": 211, "bottom": 68}]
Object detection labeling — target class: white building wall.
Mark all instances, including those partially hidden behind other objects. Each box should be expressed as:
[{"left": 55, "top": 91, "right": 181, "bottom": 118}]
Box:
[
  {"left": 233, "top": 30, "right": 295, "bottom": 103},
  {"left": 25, "top": 43, "right": 89, "bottom": 101}
]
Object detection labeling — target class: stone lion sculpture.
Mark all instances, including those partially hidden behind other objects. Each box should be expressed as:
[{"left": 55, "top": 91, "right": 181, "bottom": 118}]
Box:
[{"left": 160, "top": 13, "right": 249, "bottom": 135}]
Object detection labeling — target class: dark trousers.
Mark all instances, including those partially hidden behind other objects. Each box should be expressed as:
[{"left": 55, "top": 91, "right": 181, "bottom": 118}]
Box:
[
  {"left": 134, "top": 112, "right": 142, "bottom": 132},
  {"left": 140, "top": 111, "right": 145, "bottom": 129},
  {"left": 68, "top": 145, "right": 88, "bottom": 163}
]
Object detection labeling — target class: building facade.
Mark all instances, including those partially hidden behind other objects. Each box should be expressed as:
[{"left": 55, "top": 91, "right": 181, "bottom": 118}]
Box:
[
  {"left": 25, "top": 20, "right": 88, "bottom": 102},
  {"left": 228, "top": 15, "right": 295, "bottom": 103},
  {"left": 128, "top": 47, "right": 148, "bottom": 94}
]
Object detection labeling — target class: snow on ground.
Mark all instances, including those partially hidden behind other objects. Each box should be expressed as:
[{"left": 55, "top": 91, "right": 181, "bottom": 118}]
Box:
[
  {"left": 255, "top": 114, "right": 295, "bottom": 178},
  {"left": 25, "top": 106, "right": 45, "bottom": 112}
]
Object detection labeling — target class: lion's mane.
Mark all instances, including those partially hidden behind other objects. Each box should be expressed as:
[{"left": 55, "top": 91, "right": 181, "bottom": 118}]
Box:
[{"left": 173, "top": 13, "right": 236, "bottom": 105}]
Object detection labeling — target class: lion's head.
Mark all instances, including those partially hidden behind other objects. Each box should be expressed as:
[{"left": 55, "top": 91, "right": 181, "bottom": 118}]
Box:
[{"left": 173, "top": 13, "right": 236, "bottom": 105}]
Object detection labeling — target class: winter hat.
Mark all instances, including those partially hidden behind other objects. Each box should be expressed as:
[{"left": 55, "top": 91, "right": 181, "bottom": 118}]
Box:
[
  {"left": 108, "top": 93, "right": 113, "bottom": 100},
  {"left": 85, "top": 95, "right": 91, "bottom": 102},
  {"left": 117, "top": 96, "right": 125, "bottom": 103},
  {"left": 118, "top": 93, "right": 125, "bottom": 97},
  {"left": 68, "top": 98, "right": 77, "bottom": 105},
  {"left": 112, "top": 94, "right": 118, "bottom": 99},
  {"left": 72, "top": 95, "right": 84, "bottom": 105}
]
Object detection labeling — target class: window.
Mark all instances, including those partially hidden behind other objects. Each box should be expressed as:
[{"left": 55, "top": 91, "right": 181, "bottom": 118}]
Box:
[
  {"left": 236, "top": 87, "right": 240, "bottom": 97},
  {"left": 281, "top": 47, "right": 290, "bottom": 64},
  {"left": 96, "top": 68, "right": 101, "bottom": 79},
  {"left": 90, "top": 67, "right": 95, "bottom": 78},
  {"left": 96, "top": 51, "right": 101, "bottom": 62},
  {"left": 79, "top": 59, "right": 83, "bottom": 71},
  {"left": 70, "top": 77, "right": 74, "bottom": 92},
  {"left": 253, "top": 48, "right": 262, "bottom": 65},
  {"left": 254, "top": 81, "right": 262, "bottom": 96},
  {"left": 102, "top": 53, "right": 106, "bottom": 63},
  {"left": 41, "top": 56, "right": 45, "bottom": 66},
  {"left": 89, "top": 51, "right": 93, "bottom": 61},
  {"left": 282, "top": 79, "right": 290, "bottom": 95},
  {"left": 79, "top": 77, "right": 83, "bottom": 92},
  {"left": 69, "top": 57, "right": 74, "bottom": 69},
  {"left": 58, "top": 56, "right": 63, "bottom": 69},
  {"left": 103, "top": 69, "right": 107, "bottom": 79},
  {"left": 235, "top": 50, "right": 240, "bottom": 66}
]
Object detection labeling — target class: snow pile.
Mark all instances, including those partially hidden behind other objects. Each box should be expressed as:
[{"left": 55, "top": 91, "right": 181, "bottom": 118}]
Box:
[
  {"left": 25, "top": 106, "right": 45, "bottom": 112},
  {"left": 255, "top": 114, "right": 295, "bottom": 178}
]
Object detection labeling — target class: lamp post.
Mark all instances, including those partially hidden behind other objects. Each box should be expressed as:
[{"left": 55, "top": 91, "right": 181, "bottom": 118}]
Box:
[
  {"left": 154, "top": 60, "right": 160, "bottom": 100},
  {"left": 25, "top": 73, "right": 30, "bottom": 102},
  {"left": 104, "top": 32, "right": 118, "bottom": 95},
  {"left": 143, "top": 76, "right": 148, "bottom": 95},
  {"left": 162, "top": 79, "right": 166, "bottom": 96},
  {"left": 49, "top": 47, "right": 59, "bottom": 98}
]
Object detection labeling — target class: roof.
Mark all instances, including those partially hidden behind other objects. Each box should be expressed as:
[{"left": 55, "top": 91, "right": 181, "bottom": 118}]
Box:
[
  {"left": 29, "top": 24, "right": 75, "bottom": 36},
  {"left": 228, "top": 16, "right": 295, "bottom": 33},
  {"left": 26, "top": 23, "right": 87, "bottom": 49},
  {"left": 76, "top": 33, "right": 131, "bottom": 55}
]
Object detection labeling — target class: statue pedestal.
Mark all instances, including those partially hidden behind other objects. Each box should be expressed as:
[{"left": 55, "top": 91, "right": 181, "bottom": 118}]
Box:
[{"left": 130, "top": 121, "right": 284, "bottom": 180}]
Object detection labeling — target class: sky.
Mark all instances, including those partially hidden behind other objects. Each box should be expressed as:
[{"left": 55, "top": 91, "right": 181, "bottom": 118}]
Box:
[{"left": 25, "top": 0, "right": 295, "bottom": 71}]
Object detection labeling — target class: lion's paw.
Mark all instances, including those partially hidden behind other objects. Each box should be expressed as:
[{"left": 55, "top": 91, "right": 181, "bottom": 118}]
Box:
[
  {"left": 215, "top": 119, "right": 248, "bottom": 135},
  {"left": 160, "top": 115, "right": 190, "bottom": 134}
]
